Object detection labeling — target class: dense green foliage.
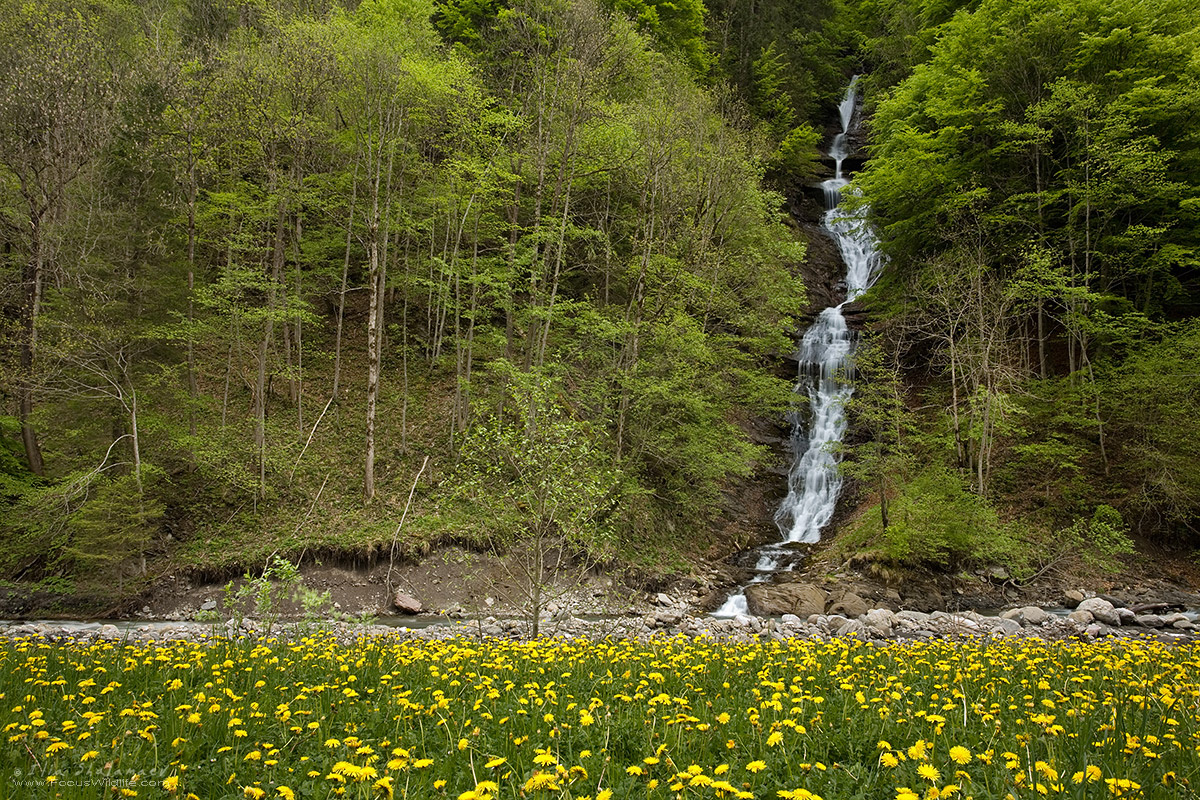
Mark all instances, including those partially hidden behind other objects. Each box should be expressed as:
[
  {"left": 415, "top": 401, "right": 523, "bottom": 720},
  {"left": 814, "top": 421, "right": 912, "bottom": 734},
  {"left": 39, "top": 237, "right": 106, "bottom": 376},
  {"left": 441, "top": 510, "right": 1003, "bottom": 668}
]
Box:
[
  {"left": 5, "top": 0, "right": 1198, "bottom": 602},
  {"left": 839, "top": 0, "right": 1200, "bottom": 569},
  {"left": 0, "top": 0, "right": 810, "bottom": 599}
]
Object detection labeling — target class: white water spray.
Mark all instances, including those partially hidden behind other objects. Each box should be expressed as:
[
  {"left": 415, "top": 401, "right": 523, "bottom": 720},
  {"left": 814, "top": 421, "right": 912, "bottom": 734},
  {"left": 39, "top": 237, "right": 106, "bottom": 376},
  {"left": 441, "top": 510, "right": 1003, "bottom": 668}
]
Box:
[{"left": 714, "top": 76, "right": 883, "bottom": 618}]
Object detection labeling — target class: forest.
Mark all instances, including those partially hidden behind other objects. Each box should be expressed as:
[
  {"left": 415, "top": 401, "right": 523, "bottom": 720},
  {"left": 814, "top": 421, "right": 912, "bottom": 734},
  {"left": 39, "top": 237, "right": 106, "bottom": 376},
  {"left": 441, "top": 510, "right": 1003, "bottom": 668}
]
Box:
[{"left": 1, "top": 0, "right": 1198, "bottom": 609}]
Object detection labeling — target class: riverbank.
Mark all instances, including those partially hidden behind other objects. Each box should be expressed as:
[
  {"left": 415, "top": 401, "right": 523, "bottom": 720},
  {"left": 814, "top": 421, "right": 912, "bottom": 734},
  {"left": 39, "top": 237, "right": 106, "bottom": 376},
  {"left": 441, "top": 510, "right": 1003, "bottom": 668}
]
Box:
[{"left": 5, "top": 592, "right": 1196, "bottom": 647}]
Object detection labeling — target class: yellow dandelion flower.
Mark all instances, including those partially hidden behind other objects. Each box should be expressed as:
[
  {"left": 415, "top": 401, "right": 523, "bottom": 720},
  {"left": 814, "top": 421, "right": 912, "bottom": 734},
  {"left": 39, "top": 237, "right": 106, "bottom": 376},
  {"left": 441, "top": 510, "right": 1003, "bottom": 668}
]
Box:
[
  {"left": 917, "top": 764, "right": 941, "bottom": 782},
  {"left": 522, "top": 772, "right": 560, "bottom": 792},
  {"left": 745, "top": 761, "right": 767, "bottom": 773},
  {"left": 949, "top": 746, "right": 971, "bottom": 765}
]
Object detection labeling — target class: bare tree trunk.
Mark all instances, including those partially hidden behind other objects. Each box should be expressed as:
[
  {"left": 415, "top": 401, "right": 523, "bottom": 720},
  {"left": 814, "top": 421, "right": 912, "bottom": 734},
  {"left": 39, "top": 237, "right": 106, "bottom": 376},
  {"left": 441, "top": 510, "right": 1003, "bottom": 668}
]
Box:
[
  {"left": 364, "top": 166, "right": 383, "bottom": 501},
  {"left": 18, "top": 215, "right": 46, "bottom": 475},
  {"left": 186, "top": 157, "right": 199, "bottom": 438},
  {"left": 331, "top": 160, "right": 359, "bottom": 400},
  {"left": 255, "top": 195, "right": 287, "bottom": 499},
  {"left": 1036, "top": 298, "right": 1047, "bottom": 379},
  {"left": 293, "top": 211, "right": 304, "bottom": 435},
  {"left": 364, "top": 134, "right": 397, "bottom": 501}
]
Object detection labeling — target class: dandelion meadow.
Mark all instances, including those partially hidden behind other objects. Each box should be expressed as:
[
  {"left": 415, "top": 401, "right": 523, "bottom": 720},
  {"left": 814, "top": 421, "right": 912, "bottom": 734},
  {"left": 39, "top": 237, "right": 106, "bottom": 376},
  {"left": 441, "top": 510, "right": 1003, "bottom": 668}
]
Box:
[{"left": 1, "top": 633, "right": 1197, "bottom": 799}]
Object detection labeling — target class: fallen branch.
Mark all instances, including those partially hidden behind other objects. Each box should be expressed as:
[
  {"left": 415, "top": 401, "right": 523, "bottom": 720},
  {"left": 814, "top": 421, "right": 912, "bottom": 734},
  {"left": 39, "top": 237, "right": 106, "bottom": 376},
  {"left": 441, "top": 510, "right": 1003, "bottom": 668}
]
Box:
[{"left": 289, "top": 395, "right": 335, "bottom": 483}]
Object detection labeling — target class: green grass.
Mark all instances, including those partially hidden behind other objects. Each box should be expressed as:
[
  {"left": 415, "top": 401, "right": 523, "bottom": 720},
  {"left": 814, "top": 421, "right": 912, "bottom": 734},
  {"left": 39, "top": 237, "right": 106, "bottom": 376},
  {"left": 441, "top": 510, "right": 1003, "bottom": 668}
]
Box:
[{"left": 1, "top": 633, "right": 1197, "bottom": 798}]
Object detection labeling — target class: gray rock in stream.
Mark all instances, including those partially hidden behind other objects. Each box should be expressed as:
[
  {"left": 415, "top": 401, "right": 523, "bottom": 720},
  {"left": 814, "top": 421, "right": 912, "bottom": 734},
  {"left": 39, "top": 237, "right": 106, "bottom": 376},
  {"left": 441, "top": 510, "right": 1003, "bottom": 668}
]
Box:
[
  {"left": 1001, "top": 606, "right": 1050, "bottom": 626},
  {"left": 1077, "top": 597, "right": 1122, "bottom": 626}
]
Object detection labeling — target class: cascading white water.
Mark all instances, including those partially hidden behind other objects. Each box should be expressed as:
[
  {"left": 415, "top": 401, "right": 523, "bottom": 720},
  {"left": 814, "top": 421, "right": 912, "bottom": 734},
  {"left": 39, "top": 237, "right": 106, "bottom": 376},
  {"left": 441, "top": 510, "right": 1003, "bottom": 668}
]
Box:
[{"left": 714, "top": 76, "right": 882, "bottom": 618}]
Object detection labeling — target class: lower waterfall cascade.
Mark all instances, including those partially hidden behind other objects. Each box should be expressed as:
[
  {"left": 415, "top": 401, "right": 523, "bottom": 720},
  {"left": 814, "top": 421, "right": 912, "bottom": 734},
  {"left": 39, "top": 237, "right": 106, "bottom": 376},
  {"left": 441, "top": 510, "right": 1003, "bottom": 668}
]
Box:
[{"left": 714, "top": 76, "right": 883, "bottom": 617}]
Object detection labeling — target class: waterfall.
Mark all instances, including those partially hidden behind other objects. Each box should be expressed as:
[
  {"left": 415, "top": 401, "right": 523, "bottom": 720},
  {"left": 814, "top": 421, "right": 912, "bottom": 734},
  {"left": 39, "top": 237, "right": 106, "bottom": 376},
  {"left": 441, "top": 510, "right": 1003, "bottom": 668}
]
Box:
[{"left": 713, "top": 76, "right": 882, "bottom": 618}]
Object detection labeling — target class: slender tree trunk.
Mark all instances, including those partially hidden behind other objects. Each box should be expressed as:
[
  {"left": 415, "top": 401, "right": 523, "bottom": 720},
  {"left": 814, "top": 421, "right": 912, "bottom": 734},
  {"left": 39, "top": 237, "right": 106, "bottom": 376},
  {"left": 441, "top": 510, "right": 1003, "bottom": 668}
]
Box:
[
  {"left": 1036, "top": 299, "right": 1047, "bottom": 379},
  {"left": 331, "top": 160, "right": 359, "bottom": 400},
  {"left": 293, "top": 212, "right": 304, "bottom": 435},
  {"left": 879, "top": 473, "right": 889, "bottom": 530},
  {"left": 364, "top": 163, "right": 383, "bottom": 501},
  {"left": 18, "top": 214, "right": 46, "bottom": 475},
  {"left": 256, "top": 195, "right": 287, "bottom": 499},
  {"left": 536, "top": 189, "right": 571, "bottom": 368},
  {"left": 186, "top": 158, "right": 199, "bottom": 438},
  {"left": 505, "top": 164, "right": 521, "bottom": 364}
]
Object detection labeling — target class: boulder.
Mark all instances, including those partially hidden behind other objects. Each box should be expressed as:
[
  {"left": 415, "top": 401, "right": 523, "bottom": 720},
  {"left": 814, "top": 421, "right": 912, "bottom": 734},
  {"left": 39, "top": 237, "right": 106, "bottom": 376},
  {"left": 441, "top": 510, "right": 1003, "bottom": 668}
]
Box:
[
  {"left": 654, "top": 608, "right": 684, "bottom": 627},
  {"left": 1135, "top": 614, "right": 1165, "bottom": 628},
  {"left": 745, "top": 583, "right": 827, "bottom": 618},
  {"left": 989, "top": 617, "right": 1023, "bottom": 635},
  {"left": 1115, "top": 607, "right": 1137, "bottom": 626},
  {"left": 895, "top": 610, "right": 931, "bottom": 627},
  {"left": 1001, "top": 606, "right": 1050, "bottom": 626},
  {"left": 654, "top": 592, "right": 673, "bottom": 607},
  {"left": 864, "top": 608, "right": 896, "bottom": 636},
  {"left": 1062, "top": 590, "right": 1086, "bottom": 609},
  {"left": 1076, "top": 597, "right": 1121, "bottom": 626},
  {"left": 827, "top": 590, "right": 869, "bottom": 619},
  {"left": 1068, "top": 610, "right": 1094, "bottom": 626},
  {"left": 838, "top": 619, "right": 869, "bottom": 638},
  {"left": 391, "top": 591, "right": 423, "bottom": 615},
  {"left": 930, "top": 611, "right": 980, "bottom": 634},
  {"left": 733, "top": 614, "right": 759, "bottom": 630}
]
